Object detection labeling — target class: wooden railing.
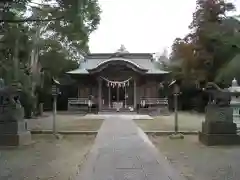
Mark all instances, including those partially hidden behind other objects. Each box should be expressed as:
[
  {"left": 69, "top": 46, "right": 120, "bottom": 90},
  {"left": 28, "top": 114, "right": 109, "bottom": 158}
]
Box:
[
  {"left": 67, "top": 98, "right": 98, "bottom": 113},
  {"left": 68, "top": 98, "right": 89, "bottom": 105},
  {"left": 138, "top": 97, "right": 169, "bottom": 115},
  {"left": 140, "top": 97, "right": 168, "bottom": 106}
]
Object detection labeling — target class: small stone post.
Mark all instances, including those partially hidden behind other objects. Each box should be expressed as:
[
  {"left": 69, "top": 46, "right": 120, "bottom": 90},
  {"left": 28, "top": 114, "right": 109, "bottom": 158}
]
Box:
[
  {"left": 53, "top": 95, "right": 57, "bottom": 135},
  {"left": 174, "top": 91, "right": 178, "bottom": 133},
  {"left": 51, "top": 84, "right": 58, "bottom": 135}
]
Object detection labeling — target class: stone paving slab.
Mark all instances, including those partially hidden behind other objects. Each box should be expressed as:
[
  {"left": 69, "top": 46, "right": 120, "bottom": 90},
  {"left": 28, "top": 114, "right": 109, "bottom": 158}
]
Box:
[
  {"left": 76, "top": 116, "right": 186, "bottom": 180},
  {"left": 83, "top": 114, "right": 153, "bottom": 120}
]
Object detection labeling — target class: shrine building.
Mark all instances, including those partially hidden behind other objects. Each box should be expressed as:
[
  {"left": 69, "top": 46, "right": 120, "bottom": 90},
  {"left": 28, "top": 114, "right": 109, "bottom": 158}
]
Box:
[{"left": 66, "top": 45, "right": 170, "bottom": 113}]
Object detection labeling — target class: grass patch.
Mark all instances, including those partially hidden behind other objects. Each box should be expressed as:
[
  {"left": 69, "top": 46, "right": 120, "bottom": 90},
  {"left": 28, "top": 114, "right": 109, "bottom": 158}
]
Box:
[
  {"left": 134, "top": 113, "right": 204, "bottom": 131},
  {"left": 28, "top": 117, "right": 103, "bottom": 132},
  {"left": 58, "top": 119, "right": 103, "bottom": 131}
]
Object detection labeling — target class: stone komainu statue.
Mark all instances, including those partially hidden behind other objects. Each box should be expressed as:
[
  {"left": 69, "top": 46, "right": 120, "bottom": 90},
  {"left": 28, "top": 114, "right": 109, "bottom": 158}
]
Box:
[
  {"left": 204, "top": 82, "right": 231, "bottom": 107},
  {"left": 0, "top": 86, "right": 24, "bottom": 121}
]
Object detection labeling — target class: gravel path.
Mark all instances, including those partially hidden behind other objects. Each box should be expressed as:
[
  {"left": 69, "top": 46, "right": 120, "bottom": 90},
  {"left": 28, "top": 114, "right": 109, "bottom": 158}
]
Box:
[
  {"left": 151, "top": 135, "right": 240, "bottom": 180},
  {"left": 0, "top": 135, "right": 95, "bottom": 180}
]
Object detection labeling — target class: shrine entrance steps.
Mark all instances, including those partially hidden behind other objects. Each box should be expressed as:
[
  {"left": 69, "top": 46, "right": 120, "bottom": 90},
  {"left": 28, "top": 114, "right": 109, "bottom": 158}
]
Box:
[
  {"left": 100, "top": 107, "right": 136, "bottom": 114},
  {"left": 76, "top": 116, "right": 186, "bottom": 180}
]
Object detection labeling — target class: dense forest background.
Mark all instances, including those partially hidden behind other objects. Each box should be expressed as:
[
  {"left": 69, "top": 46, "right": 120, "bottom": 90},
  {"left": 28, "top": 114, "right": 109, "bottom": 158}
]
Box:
[{"left": 1, "top": 0, "right": 240, "bottom": 114}]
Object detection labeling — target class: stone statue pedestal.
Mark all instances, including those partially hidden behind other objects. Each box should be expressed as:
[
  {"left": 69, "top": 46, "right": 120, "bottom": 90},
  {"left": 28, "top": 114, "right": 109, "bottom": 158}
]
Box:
[
  {"left": 199, "top": 104, "right": 240, "bottom": 146},
  {"left": 0, "top": 86, "right": 32, "bottom": 146},
  {"left": 0, "top": 107, "right": 32, "bottom": 146}
]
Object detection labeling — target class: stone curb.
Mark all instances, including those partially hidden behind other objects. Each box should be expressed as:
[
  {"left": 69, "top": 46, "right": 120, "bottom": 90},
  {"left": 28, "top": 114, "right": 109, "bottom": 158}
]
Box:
[
  {"left": 145, "top": 131, "right": 199, "bottom": 135},
  {"left": 30, "top": 130, "right": 198, "bottom": 135},
  {"left": 30, "top": 130, "right": 98, "bottom": 135}
]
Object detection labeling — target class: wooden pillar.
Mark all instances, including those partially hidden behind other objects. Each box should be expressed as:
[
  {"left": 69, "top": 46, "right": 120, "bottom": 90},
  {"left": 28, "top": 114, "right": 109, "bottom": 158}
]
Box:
[
  {"left": 98, "top": 78, "right": 102, "bottom": 111},
  {"left": 124, "top": 86, "right": 127, "bottom": 108},
  {"left": 117, "top": 86, "right": 119, "bottom": 101},
  {"left": 134, "top": 79, "right": 137, "bottom": 109},
  {"left": 108, "top": 86, "right": 111, "bottom": 108}
]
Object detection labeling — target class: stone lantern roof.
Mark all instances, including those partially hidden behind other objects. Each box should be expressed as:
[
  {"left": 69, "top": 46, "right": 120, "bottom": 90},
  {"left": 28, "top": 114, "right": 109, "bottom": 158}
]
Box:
[
  {"left": 232, "top": 78, "right": 238, "bottom": 87},
  {"left": 229, "top": 78, "right": 240, "bottom": 92}
]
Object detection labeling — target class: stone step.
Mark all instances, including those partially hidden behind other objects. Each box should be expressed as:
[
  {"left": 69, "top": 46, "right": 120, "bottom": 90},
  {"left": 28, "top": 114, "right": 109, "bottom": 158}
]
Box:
[
  {"left": 99, "top": 108, "right": 136, "bottom": 114},
  {"left": 99, "top": 112, "right": 137, "bottom": 115},
  {"left": 101, "top": 108, "right": 133, "bottom": 111}
]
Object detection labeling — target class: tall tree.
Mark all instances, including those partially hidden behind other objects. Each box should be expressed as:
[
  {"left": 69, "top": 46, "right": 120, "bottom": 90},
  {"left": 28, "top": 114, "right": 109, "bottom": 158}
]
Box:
[
  {"left": 0, "top": 0, "right": 101, "bottom": 116},
  {"left": 188, "top": 0, "right": 235, "bottom": 81},
  {"left": 169, "top": 0, "right": 237, "bottom": 84},
  {"left": 0, "top": 0, "right": 101, "bottom": 83}
]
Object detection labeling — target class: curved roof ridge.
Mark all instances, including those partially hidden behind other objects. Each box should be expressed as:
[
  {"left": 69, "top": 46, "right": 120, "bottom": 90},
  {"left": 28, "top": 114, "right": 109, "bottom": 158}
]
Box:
[{"left": 93, "top": 57, "right": 147, "bottom": 70}]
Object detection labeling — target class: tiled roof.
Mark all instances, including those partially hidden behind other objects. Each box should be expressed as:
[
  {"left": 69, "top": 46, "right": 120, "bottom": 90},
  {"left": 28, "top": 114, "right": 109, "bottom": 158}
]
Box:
[
  {"left": 232, "top": 15, "right": 240, "bottom": 22},
  {"left": 67, "top": 68, "right": 88, "bottom": 74},
  {"left": 66, "top": 53, "right": 169, "bottom": 75}
]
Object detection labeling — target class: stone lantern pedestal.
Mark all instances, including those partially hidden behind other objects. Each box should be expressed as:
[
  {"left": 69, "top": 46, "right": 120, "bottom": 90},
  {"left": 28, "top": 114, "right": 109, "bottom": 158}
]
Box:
[
  {"left": 229, "top": 78, "right": 240, "bottom": 127},
  {"left": 0, "top": 111, "right": 32, "bottom": 146},
  {"left": 231, "top": 100, "right": 240, "bottom": 127}
]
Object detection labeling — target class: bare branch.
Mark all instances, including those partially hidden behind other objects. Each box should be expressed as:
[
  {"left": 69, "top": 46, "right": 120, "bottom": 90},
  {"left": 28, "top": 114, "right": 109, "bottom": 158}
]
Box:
[{"left": 0, "top": 16, "right": 64, "bottom": 23}]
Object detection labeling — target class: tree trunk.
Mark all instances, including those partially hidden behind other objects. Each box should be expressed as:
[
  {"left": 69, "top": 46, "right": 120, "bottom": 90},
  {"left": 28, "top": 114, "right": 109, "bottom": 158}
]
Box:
[{"left": 13, "top": 38, "right": 19, "bottom": 82}]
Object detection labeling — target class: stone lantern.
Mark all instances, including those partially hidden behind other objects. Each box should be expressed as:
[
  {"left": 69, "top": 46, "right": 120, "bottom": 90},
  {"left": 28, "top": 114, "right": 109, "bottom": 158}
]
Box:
[{"left": 228, "top": 78, "right": 240, "bottom": 126}]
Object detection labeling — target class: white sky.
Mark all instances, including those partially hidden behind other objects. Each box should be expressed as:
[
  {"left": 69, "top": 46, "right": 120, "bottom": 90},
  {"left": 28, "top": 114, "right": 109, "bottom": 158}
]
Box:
[{"left": 89, "top": 0, "right": 240, "bottom": 54}]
